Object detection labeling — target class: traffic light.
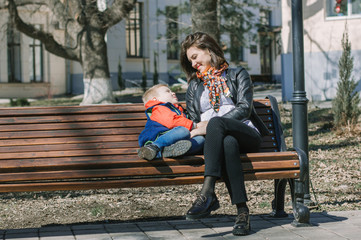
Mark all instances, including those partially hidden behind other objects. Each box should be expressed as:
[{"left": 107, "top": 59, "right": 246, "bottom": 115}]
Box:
[{"left": 335, "top": 0, "right": 342, "bottom": 14}]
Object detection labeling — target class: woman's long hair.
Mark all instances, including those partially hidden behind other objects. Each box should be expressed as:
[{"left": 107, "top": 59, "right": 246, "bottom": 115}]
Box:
[{"left": 180, "top": 32, "right": 226, "bottom": 82}]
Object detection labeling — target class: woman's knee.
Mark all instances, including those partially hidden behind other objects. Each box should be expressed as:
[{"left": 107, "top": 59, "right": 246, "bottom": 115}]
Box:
[
  {"left": 223, "top": 135, "right": 238, "bottom": 148},
  {"left": 223, "top": 135, "right": 239, "bottom": 156},
  {"left": 207, "top": 117, "right": 224, "bottom": 132}
]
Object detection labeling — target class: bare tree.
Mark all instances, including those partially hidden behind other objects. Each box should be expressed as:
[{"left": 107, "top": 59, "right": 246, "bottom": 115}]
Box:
[
  {"left": 188, "top": 0, "right": 259, "bottom": 56},
  {"left": 3, "top": 0, "right": 136, "bottom": 105},
  {"left": 190, "top": 0, "right": 219, "bottom": 42}
]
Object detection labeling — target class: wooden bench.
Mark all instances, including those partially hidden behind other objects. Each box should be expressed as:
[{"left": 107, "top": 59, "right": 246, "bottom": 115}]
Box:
[{"left": 0, "top": 95, "right": 310, "bottom": 226}]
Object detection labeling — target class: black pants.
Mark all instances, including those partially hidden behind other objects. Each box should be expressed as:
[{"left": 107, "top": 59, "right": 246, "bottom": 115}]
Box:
[{"left": 204, "top": 117, "right": 262, "bottom": 204}]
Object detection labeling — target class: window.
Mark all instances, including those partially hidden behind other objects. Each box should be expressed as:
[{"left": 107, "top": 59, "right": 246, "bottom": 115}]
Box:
[
  {"left": 326, "top": 0, "right": 361, "bottom": 18},
  {"left": 259, "top": 9, "right": 271, "bottom": 26},
  {"left": 258, "top": 9, "right": 272, "bottom": 74},
  {"left": 126, "top": 2, "right": 143, "bottom": 57},
  {"left": 29, "top": 25, "right": 43, "bottom": 82},
  {"left": 7, "top": 24, "right": 22, "bottom": 83},
  {"left": 230, "top": 33, "right": 244, "bottom": 62},
  {"left": 166, "top": 6, "right": 179, "bottom": 60},
  {"left": 260, "top": 34, "right": 272, "bottom": 74}
]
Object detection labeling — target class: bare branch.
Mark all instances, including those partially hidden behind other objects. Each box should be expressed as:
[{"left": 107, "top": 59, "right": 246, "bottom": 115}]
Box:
[
  {"left": 46, "top": 0, "right": 83, "bottom": 34},
  {"left": 0, "top": 0, "right": 8, "bottom": 9},
  {"left": 8, "top": 0, "right": 79, "bottom": 61},
  {"left": 102, "top": 0, "right": 136, "bottom": 29}
]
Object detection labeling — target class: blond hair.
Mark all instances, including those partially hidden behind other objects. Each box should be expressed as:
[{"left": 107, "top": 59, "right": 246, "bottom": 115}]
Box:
[{"left": 142, "top": 84, "right": 169, "bottom": 103}]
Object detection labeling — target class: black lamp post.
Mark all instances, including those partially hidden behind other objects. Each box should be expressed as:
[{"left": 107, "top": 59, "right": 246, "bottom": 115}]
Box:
[{"left": 290, "top": 0, "right": 311, "bottom": 204}]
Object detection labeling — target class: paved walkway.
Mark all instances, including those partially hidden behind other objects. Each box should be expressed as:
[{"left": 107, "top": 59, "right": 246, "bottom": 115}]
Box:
[{"left": 1, "top": 210, "right": 360, "bottom": 239}]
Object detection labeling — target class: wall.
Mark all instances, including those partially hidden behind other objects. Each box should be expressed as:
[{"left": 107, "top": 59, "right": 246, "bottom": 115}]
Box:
[{"left": 281, "top": 0, "right": 361, "bottom": 102}]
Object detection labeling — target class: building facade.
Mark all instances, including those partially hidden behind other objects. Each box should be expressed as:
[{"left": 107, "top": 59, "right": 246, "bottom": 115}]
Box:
[
  {"left": 0, "top": 6, "right": 67, "bottom": 98},
  {"left": 1, "top": 0, "right": 288, "bottom": 99},
  {"left": 281, "top": 0, "right": 361, "bottom": 101}
]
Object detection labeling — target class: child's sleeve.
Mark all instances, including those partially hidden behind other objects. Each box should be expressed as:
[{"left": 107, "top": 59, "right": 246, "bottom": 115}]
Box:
[{"left": 150, "top": 105, "right": 194, "bottom": 131}]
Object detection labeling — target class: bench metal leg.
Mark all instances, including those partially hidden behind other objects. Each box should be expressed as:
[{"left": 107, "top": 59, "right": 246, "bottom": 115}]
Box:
[
  {"left": 270, "top": 178, "right": 310, "bottom": 227},
  {"left": 270, "top": 179, "right": 288, "bottom": 218},
  {"left": 289, "top": 179, "right": 311, "bottom": 226}
]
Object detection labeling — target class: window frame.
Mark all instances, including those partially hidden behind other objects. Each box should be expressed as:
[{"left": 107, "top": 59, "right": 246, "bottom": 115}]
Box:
[
  {"left": 325, "top": 0, "right": 361, "bottom": 20},
  {"left": 166, "top": 6, "right": 179, "bottom": 60},
  {"left": 126, "top": 2, "right": 143, "bottom": 58},
  {"left": 7, "top": 25, "right": 22, "bottom": 83},
  {"left": 29, "top": 25, "right": 44, "bottom": 83}
]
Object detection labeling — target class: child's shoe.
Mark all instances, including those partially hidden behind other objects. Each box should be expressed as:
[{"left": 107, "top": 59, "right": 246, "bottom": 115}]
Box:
[
  {"left": 162, "top": 140, "right": 192, "bottom": 158},
  {"left": 137, "top": 144, "right": 160, "bottom": 160}
]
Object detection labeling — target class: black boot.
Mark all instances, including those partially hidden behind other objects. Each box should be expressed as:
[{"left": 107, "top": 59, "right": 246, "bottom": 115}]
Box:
[
  {"left": 232, "top": 207, "right": 250, "bottom": 236},
  {"left": 185, "top": 194, "right": 220, "bottom": 220}
]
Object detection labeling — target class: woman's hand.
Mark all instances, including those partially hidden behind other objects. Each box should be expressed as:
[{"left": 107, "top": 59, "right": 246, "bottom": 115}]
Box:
[{"left": 190, "top": 121, "right": 208, "bottom": 138}]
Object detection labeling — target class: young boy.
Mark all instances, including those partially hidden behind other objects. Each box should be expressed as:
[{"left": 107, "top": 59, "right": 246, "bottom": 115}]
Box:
[{"left": 138, "top": 84, "right": 204, "bottom": 160}]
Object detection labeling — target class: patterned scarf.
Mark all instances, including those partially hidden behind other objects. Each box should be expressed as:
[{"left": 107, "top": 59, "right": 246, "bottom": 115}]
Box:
[{"left": 196, "top": 62, "right": 231, "bottom": 112}]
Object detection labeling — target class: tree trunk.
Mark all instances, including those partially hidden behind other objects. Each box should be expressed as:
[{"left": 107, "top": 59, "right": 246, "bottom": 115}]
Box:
[
  {"left": 190, "top": 0, "right": 219, "bottom": 43},
  {"left": 80, "top": 29, "right": 115, "bottom": 105}
]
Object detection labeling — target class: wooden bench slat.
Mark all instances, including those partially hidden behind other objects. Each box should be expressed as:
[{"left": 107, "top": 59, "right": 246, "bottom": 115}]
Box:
[
  {"left": 0, "top": 152, "right": 299, "bottom": 171},
  {"left": 0, "top": 148, "right": 139, "bottom": 160},
  {"left": 0, "top": 151, "right": 298, "bottom": 171},
  {"left": 0, "top": 169, "right": 300, "bottom": 193},
  {"left": 0, "top": 156, "right": 206, "bottom": 172},
  {"left": 0, "top": 120, "right": 147, "bottom": 132},
  {"left": 0, "top": 139, "right": 278, "bottom": 153},
  {"left": 0, "top": 160, "right": 299, "bottom": 182},
  {"left": 252, "top": 108, "right": 272, "bottom": 115},
  {"left": 0, "top": 104, "right": 146, "bottom": 117},
  {"left": 0, "top": 141, "right": 139, "bottom": 153},
  {"left": 0, "top": 134, "right": 276, "bottom": 147},
  {"left": 0, "top": 135, "right": 139, "bottom": 146},
  {"left": 0, "top": 113, "right": 146, "bottom": 125},
  {"left": 0, "top": 128, "right": 142, "bottom": 140},
  {"left": 0, "top": 142, "right": 294, "bottom": 160},
  {"left": 0, "top": 125, "right": 275, "bottom": 139}
]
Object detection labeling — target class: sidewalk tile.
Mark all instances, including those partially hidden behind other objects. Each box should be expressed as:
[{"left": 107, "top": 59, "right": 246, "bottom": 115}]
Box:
[
  {"left": 249, "top": 220, "right": 278, "bottom": 230},
  {"left": 177, "top": 227, "right": 220, "bottom": 240},
  {"left": 142, "top": 229, "right": 186, "bottom": 239},
  {"left": 290, "top": 227, "right": 349, "bottom": 239},
  {"left": 72, "top": 229, "right": 111, "bottom": 240},
  {"left": 109, "top": 232, "right": 149, "bottom": 240},
  {"left": 173, "top": 222, "right": 208, "bottom": 230},
  {"left": 104, "top": 223, "right": 140, "bottom": 233},
  {"left": 40, "top": 231, "right": 75, "bottom": 240},
  {"left": 319, "top": 223, "right": 361, "bottom": 239}
]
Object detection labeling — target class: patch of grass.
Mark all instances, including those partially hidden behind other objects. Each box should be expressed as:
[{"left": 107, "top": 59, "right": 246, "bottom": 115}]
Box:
[
  {"left": 258, "top": 201, "right": 271, "bottom": 209},
  {"left": 90, "top": 205, "right": 105, "bottom": 217}
]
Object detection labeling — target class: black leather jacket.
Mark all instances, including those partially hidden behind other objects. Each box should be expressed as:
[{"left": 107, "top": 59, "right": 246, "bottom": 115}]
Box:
[{"left": 185, "top": 66, "right": 270, "bottom": 137}]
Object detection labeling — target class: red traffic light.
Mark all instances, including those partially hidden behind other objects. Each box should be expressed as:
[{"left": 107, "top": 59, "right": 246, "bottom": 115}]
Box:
[{"left": 335, "top": 0, "right": 343, "bottom": 14}]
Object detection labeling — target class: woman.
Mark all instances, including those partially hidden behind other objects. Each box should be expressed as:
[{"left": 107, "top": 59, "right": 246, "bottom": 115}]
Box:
[{"left": 180, "top": 32, "right": 270, "bottom": 236}]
